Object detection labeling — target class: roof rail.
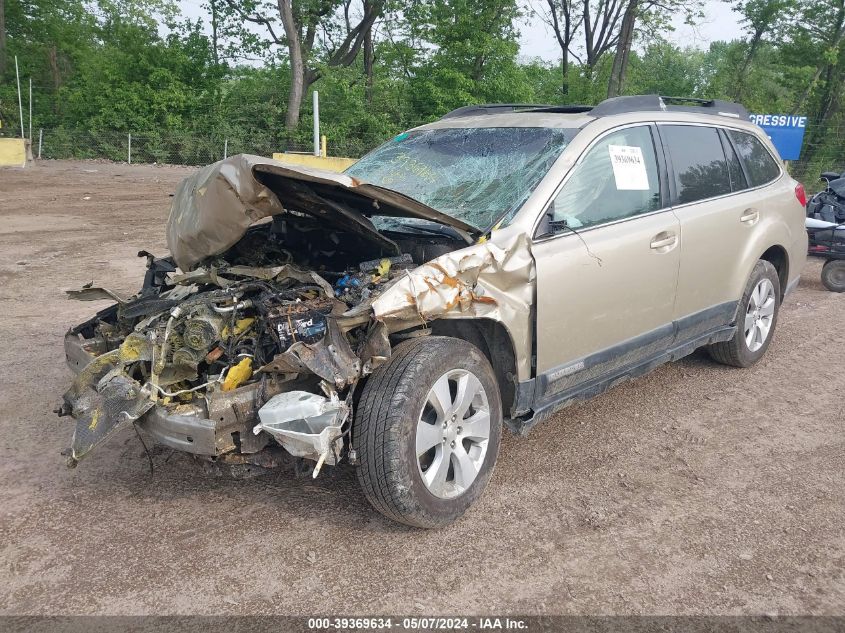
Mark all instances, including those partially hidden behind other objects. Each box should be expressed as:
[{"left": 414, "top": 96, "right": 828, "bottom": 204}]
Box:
[
  {"left": 590, "top": 94, "right": 749, "bottom": 119},
  {"left": 439, "top": 103, "right": 594, "bottom": 119},
  {"left": 439, "top": 95, "right": 750, "bottom": 122},
  {"left": 440, "top": 104, "right": 557, "bottom": 119},
  {"left": 526, "top": 105, "right": 595, "bottom": 114}
]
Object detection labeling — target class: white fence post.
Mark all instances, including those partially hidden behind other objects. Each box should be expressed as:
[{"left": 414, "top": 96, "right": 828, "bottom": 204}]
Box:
[
  {"left": 128, "top": 133, "right": 132, "bottom": 164},
  {"left": 224, "top": 138, "right": 228, "bottom": 159},
  {"left": 313, "top": 90, "right": 320, "bottom": 157},
  {"left": 15, "top": 56, "right": 24, "bottom": 139},
  {"left": 38, "top": 129, "right": 43, "bottom": 159}
]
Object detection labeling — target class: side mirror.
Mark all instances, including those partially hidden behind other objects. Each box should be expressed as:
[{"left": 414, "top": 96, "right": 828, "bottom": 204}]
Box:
[
  {"left": 534, "top": 205, "right": 553, "bottom": 238},
  {"left": 538, "top": 203, "right": 574, "bottom": 236},
  {"left": 548, "top": 219, "right": 570, "bottom": 233}
]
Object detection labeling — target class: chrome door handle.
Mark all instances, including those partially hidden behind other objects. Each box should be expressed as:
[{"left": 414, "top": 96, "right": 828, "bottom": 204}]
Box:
[
  {"left": 650, "top": 233, "right": 677, "bottom": 250},
  {"left": 740, "top": 208, "right": 759, "bottom": 224}
]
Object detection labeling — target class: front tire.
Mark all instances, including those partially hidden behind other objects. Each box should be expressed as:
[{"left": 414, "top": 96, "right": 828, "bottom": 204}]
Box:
[
  {"left": 355, "top": 336, "right": 503, "bottom": 528},
  {"left": 708, "top": 260, "right": 780, "bottom": 368}
]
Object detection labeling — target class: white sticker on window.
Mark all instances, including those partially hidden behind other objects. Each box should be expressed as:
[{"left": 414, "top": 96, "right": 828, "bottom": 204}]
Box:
[{"left": 608, "top": 144, "right": 650, "bottom": 190}]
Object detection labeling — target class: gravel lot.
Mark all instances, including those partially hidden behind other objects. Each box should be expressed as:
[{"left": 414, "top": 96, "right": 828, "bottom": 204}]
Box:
[{"left": 0, "top": 160, "right": 843, "bottom": 616}]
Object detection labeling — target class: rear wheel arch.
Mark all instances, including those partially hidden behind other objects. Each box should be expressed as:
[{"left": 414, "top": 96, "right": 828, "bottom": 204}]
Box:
[
  {"left": 759, "top": 244, "right": 789, "bottom": 300},
  {"left": 710, "top": 259, "right": 781, "bottom": 367}
]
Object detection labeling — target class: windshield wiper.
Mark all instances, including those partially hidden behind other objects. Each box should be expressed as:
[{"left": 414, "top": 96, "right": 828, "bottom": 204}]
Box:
[{"left": 382, "top": 219, "right": 475, "bottom": 245}]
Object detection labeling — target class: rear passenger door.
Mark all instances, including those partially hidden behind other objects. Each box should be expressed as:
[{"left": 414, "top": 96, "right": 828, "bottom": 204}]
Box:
[{"left": 659, "top": 124, "right": 760, "bottom": 339}]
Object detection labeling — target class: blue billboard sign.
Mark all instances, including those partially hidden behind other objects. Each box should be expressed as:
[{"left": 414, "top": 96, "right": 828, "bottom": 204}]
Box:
[{"left": 749, "top": 114, "right": 807, "bottom": 161}]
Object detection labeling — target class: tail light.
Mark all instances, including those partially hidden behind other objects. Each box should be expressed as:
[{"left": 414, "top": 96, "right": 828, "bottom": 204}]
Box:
[{"left": 795, "top": 183, "right": 807, "bottom": 207}]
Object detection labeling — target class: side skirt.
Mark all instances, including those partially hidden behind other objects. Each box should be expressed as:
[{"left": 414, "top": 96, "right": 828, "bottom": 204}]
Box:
[{"left": 505, "top": 324, "right": 735, "bottom": 436}]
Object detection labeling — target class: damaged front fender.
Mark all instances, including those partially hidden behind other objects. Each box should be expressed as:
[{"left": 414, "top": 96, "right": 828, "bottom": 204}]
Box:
[{"left": 366, "top": 231, "right": 535, "bottom": 380}]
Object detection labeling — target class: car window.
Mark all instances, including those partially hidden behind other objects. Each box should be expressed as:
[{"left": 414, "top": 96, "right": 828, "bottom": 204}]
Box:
[
  {"left": 346, "top": 127, "right": 570, "bottom": 231},
  {"left": 720, "top": 129, "right": 748, "bottom": 192},
  {"left": 662, "top": 125, "right": 732, "bottom": 204},
  {"left": 727, "top": 129, "right": 781, "bottom": 187},
  {"left": 546, "top": 126, "right": 661, "bottom": 231}
]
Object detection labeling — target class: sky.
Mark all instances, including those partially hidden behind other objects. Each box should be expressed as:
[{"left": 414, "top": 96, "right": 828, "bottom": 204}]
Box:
[
  {"left": 518, "top": 0, "right": 746, "bottom": 61},
  {"left": 179, "top": 0, "right": 747, "bottom": 63}
]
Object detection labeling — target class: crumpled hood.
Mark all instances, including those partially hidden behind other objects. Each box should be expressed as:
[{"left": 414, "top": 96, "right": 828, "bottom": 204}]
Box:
[{"left": 167, "top": 154, "right": 476, "bottom": 271}]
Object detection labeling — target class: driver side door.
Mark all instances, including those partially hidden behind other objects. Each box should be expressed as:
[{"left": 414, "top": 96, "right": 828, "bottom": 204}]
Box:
[{"left": 531, "top": 124, "right": 681, "bottom": 406}]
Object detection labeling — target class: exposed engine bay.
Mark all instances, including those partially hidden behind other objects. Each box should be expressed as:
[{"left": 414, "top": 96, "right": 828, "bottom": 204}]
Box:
[{"left": 59, "top": 154, "right": 534, "bottom": 476}]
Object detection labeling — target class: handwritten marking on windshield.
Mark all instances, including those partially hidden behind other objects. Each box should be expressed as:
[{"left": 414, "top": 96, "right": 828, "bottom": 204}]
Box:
[{"left": 380, "top": 153, "right": 439, "bottom": 187}]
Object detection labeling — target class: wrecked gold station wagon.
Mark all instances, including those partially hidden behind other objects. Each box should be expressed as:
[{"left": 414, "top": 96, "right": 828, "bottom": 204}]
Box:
[{"left": 60, "top": 95, "right": 807, "bottom": 527}]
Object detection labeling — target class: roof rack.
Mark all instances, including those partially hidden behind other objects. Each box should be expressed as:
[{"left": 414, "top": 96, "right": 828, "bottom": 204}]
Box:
[
  {"left": 440, "top": 104, "right": 551, "bottom": 119},
  {"left": 439, "top": 94, "right": 749, "bottom": 121},
  {"left": 590, "top": 94, "right": 750, "bottom": 119}
]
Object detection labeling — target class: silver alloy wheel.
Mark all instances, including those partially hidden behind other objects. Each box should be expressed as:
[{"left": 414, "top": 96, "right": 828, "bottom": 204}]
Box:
[
  {"left": 415, "top": 368, "right": 491, "bottom": 499},
  {"left": 744, "top": 278, "right": 776, "bottom": 352}
]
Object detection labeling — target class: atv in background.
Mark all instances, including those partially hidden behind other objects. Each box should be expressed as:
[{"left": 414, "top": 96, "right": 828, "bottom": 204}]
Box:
[{"left": 806, "top": 171, "right": 845, "bottom": 292}]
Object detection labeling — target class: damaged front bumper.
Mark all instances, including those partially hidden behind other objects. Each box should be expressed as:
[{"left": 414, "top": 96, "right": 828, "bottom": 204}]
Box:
[
  {"left": 138, "top": 382, "right": 272, "bottom": 457},
  {"left": 62, "top": 329, "right": 347, "bottom": 466},
  {"left": 63, "top": 333, "right": 269, "bottom": 460}
]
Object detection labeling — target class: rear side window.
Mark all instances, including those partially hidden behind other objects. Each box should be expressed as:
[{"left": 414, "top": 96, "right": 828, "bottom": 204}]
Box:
[
  {"left": 727, "top": 130, "right": 781, "bottom": 186},
  {"left": 661, "top": 125, "right": 732, "bottom": 204},
  {"left": 720, "top": 130, "right": 748, "bottom": 192}
]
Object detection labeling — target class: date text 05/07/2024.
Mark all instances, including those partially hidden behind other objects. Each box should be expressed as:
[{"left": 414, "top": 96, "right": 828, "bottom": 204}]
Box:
[{"left": 306, "top": 617, "right": 529, "bottom": 630}]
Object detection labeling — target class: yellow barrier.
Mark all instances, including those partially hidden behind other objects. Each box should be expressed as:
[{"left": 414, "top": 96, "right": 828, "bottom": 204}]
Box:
[
  {"left": 0, "top": 138, "right": 27, "bottom": 167},
  {"left": 271, "top": 152, "right": 357, "bottom": 173}
]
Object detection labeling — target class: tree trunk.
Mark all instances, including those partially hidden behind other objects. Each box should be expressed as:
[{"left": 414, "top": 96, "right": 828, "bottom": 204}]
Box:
[
  {"left": 792, "top": 17, "right": 845, "bottom": 115},
  {"left": 0, "top": 0, "right": 6, "bottom": 77},
  {"left": 732, "top": 28, "right": 764, "bottom": 101},
  {"left": 607, "top": 0, "right": 636, "bottom": 98},
  {"left": 561, "top": 50, "right": 569, "bottom": 98},
  {"left": 792, "top": 4, "right": 845, "bottom": 173},
  {"left": 363, "top": 21, "right": 374, "bottom": 104},
  {"left": 275, "top": 0, "right": 383, "bottom": 129},
  {"left": 278, "top": 0, "right": 305, "bottom": 130},
  {"left": 583, "top": 0, "right": 594, "bottom": 68},
  {"left": 545, "top": 0, "right": 576, "bottom": 99},
  {"left": 285, "top": 63, "right": 305, "bottom": 131},
  {"left": 48, "top": 45, "right": 61, "bottom": 89},
  {"left": 210, "top": 0, "right": 220, "bottom": 67}
]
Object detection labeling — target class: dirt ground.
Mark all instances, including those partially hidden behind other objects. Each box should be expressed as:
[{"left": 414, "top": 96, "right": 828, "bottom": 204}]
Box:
[{"left": 0, "top": 159, "right": 842, "bottom": 616}]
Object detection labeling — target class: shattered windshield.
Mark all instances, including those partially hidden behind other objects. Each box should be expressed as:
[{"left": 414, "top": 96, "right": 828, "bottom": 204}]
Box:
[{"left": 346, "top": 127, "right": 570, "bottom": 230}]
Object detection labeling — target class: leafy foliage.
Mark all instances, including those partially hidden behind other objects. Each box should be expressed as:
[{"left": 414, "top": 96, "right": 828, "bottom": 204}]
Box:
[{"left": 0, "top": 0, "right": 843, "bottom": 179}]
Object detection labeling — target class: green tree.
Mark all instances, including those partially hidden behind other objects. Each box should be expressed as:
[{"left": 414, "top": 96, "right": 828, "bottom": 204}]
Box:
[
  {"left": 729, "top": 0, "right": 795, "bottom": 101},
  {"left": 216, "top": 0, "right": 384, "bottom": 130}
]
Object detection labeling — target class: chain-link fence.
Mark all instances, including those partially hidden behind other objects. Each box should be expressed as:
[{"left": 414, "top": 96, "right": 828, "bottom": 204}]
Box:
[
  {"left": 23, "top": 128, "right": 331, "bottom": 165},
  {"left": 11, "top": 126, "right": 419, "bottom": 164},
  {"left": 789, "top": 131, "right": 844, "bottom": 191},
  {"left": 8, "top": 124, "right": 845, "bottom": 190}
]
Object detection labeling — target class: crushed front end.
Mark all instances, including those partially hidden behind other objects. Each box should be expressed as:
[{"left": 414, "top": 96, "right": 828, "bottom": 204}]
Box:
[
  {"left": 60, "top": 255, "right": 404, "bottom": 472},
  {"left": 59, "top": 154, "right": 533, "bottom": 476}
]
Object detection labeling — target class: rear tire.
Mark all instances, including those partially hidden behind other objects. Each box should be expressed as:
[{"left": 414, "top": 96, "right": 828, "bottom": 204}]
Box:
[
  {"left": 355, "top": 336, "right": 502, "bottom": 528},
  {"left": 821, "top": 259, "right": 845, "bottom": 292},
  {"left": 708, "top": 260, "right": 780, "bottom": 368}
]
